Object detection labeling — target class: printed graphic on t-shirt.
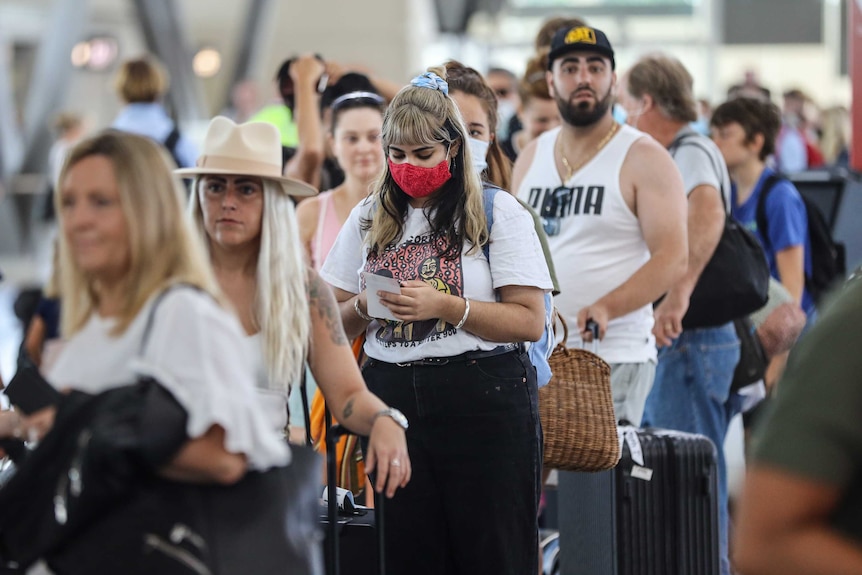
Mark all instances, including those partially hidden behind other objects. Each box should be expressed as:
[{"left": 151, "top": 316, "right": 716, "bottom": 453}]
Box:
[
  {"left": 363, "top": 232, "right": 463, "bottom": 348},
  {"left": 525, "top": 184, "right": 606, "bottom": 236}
]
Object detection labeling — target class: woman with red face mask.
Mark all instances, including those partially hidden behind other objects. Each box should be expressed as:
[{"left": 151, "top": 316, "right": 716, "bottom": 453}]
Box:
[{"left": 321, "top": 66, "right": 553, "bottom": 575}]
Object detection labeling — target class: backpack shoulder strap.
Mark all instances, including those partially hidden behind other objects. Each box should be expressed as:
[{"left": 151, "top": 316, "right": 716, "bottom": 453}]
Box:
[
  {"left": 668, "top": 132, "right": 729, "bottom": 214},
  {"left": 755, "top": 173, "right": 783, "bottom": 252},
  {"left": 481, "top": 183, "right": 501, "bottom": 261}
]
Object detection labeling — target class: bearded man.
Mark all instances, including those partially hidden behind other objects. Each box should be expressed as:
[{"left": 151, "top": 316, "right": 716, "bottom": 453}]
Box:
[{"left": 513, "top": 25, "right": 688, "bottom": 424}]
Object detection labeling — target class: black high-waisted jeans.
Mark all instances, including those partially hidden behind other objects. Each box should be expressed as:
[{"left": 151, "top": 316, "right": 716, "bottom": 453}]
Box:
[{"left": 361, "top": 350, "right": 542, "bottom": 575}]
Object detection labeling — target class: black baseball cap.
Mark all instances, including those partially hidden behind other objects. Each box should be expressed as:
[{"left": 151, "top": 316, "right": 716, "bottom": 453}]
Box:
[{"left": 547, "top": 25, "right": 615, "bottom": 71}]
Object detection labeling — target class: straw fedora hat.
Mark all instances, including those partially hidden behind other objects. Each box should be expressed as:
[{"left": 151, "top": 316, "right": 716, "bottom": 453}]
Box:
[{"left": 175, "top": 116, "right": 317, "bottom": 197}]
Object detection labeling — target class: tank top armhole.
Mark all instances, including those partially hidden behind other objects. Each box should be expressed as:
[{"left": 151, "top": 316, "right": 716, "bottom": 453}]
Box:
[{"left": 614, "top": 128, "right": 647, "bottom": 218}]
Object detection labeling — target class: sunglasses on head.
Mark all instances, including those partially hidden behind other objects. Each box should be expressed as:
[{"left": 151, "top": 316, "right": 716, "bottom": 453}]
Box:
[{"left": 540, "top": 186, "right": 573, "bottom": 237}]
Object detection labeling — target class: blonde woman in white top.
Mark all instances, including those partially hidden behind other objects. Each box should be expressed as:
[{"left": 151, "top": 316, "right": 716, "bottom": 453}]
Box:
[
  {"left": 14, "top": 130, "right": 283, "bottom": 481},
  {"left": 183, "top": 117, "right": 410, "bottom": 498}
]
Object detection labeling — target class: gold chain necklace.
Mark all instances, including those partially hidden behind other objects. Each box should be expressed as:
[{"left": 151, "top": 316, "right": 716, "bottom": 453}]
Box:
[{"left": 558, "top": 121, "right": 619, "bottom": 182}]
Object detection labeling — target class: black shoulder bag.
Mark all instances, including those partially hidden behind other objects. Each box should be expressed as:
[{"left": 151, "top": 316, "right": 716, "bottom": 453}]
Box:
[{"left": 669, "top": 135, "right": 771, "bottom": 328}]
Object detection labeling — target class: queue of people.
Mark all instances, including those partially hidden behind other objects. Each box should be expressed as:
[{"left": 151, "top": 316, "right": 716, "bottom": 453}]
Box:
[{"left": 0, "top": 14, "right": 858, "bottom": 575}]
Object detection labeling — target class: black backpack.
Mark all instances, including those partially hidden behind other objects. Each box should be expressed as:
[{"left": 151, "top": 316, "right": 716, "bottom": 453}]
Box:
[{"left": 755, "top": 173, "right": 846, "bottom": 304}]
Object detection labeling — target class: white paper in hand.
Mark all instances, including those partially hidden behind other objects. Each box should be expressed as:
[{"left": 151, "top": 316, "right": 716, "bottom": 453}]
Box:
[{"left": 362, "top": 272, "right": 401, "bottom": 321}]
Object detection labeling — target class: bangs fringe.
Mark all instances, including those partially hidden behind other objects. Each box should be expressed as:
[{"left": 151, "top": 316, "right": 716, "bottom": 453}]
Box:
[{"left": 383, "top": 103, "right": 451, "bottom": 148}]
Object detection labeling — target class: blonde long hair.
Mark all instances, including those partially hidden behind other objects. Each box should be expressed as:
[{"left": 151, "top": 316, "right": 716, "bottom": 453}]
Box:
[
  {"left": 365, "top": 65, "right": 488, "bottom": 258},
  {"left": 189, "top": 179, "right": 310, "bottom": 390},
  {"left": 56, "top": 131, "right": 221, "bottom": 337},
  {"left": 819, "top": 106, "right": 850, "bottom": 166}
]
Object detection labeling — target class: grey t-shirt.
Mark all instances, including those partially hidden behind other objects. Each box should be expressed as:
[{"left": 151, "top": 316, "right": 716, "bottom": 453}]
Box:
[{"left": 669, "top": 126, "right": 732, "bottom": 213}]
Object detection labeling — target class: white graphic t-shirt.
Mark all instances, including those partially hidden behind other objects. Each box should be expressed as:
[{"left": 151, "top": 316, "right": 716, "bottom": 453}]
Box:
[{"left": 321, "top": 191, "right": 553, "bottom": 363}]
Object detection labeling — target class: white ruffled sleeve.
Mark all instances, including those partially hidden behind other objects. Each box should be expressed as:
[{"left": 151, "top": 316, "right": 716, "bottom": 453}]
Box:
[{"left": 129, "top": 289, "right": 290, "bottom": 470}]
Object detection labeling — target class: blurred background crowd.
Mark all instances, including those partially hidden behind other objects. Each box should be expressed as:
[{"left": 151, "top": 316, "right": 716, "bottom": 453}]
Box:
[{"left": 0, "top": 1, "right": 860, "bottom": 574}]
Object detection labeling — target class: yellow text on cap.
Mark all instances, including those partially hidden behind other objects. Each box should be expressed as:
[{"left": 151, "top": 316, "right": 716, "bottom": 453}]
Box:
[{"left": 565, "top": 27, "right": 597, "bottom": 45}]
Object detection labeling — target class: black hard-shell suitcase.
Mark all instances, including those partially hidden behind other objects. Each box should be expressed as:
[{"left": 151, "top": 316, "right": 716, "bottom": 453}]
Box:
[
  {"left": 320, "top": 410, "right": 386, "bottom": 575},
  {"left": 323, "top": 510, "right": 378, "bottom": 575},
  {"left": 558, "top": 427, "right": 719, "bottom": 575}
]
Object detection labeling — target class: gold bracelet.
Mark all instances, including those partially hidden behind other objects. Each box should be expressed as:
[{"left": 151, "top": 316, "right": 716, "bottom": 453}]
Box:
[{"left": 354, "top": 297, "right": 374, "bottom": 322}]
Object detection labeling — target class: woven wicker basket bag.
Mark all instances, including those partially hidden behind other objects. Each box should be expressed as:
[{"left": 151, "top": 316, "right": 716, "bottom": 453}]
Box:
[{"left": 539, "top": 312, "right": 620, "bottom": 471}]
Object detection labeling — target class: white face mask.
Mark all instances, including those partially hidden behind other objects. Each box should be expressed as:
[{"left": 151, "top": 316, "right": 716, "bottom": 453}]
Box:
[
  {"left": 468, "top": 137, "right": 490, "bottom": 174},
  {"left": 496, "top": 99, "right": 518, "bottom": 139},
  {"left": 612, "top": 103, "right": 628, "bottom": 125}
]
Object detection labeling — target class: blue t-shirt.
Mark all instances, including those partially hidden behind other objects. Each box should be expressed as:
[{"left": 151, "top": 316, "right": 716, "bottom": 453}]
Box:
[
  {"left": 112, "top": 103, "right": 198, "bottom": 168},
  {"left": 732, "top": 167, "right": 814, "bottom": 314}
]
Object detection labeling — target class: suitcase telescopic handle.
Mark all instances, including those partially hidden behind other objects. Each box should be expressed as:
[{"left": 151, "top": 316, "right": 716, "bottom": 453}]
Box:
[
  {"left": 552, "top": 313, "right": 600, "bottom": 353},
  {"left": 325, "top": 411, "right": 342, "bottom": 575},
  {"left": 584, "top": 319, "right": 600, "bottom": 354},
  {"left": 325, "top": 419, "right": 386, "bottom": 575}
]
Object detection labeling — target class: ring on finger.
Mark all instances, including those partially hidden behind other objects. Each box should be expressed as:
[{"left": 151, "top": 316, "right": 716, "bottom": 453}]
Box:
[{"left": 391, "top": 459, "right": 401, "bottom": 467}]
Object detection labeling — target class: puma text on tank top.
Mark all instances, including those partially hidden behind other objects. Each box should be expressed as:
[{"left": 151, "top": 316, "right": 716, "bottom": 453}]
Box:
[{"left": 516, "top": 124, "right": 656, "bottom": 363}]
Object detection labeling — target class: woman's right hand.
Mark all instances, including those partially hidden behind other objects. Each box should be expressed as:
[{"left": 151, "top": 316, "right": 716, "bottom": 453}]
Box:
[{"left": 290, "top": 54, "right": 326, "bottom": 87}]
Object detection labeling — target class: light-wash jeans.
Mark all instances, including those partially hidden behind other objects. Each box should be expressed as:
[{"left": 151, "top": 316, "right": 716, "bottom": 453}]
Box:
[
  {"left": 642, "top": 322, "right": 742, "bottom": 575},
  {"left": 608, "top": 360, "right": 656, "bottom": 426}
]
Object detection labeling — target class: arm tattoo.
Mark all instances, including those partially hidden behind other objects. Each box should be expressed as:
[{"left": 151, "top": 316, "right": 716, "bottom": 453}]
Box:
[
  {"left": 308, "top": 272, "right": 350, "bottom": 346},
  {"left": 342, "top": 398, "right": 355, "bottom": 420}
]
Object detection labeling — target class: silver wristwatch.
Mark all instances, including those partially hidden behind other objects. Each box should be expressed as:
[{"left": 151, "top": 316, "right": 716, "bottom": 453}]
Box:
[{"left": 373, "top": 407, "right": 409, "bottom": 430}]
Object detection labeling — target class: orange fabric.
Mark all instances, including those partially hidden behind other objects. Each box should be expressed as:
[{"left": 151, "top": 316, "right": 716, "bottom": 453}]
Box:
[
  {"left": 351, "top": 334, "right": 365, "bottom": 359},
  {"left": 310, "top": 334, "right": 367, "bottom": 495}
]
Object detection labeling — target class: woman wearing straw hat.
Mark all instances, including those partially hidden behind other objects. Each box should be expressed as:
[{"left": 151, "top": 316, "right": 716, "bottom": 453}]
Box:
[{"left": 180, "top": 117, "right": 410, "bottom": 499}]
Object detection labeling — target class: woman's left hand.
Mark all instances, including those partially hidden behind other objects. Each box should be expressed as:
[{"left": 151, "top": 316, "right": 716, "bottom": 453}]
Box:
[
  {"left": 377, "top": 280, "right": 453, "bottom": 323},
  {"left": 20, "top": 406, "right": 57, "bottom": 442},
  {"left": 0, "top": 410, "right": 21, "bottom": 440},
  {"left": 364, "top": 417, "right": 411, "bottom": 498}
]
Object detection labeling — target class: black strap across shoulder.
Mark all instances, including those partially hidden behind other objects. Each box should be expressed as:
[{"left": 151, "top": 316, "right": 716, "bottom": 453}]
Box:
[
  {"left": 754, "top": 173, "right": 784, "bottom": 252},
  {"left": 139, "top": 284, "right": 199, "bottom": 356},
  {"left": 668, "top": 132, "right": 729, "bottom": 215},
  {"left": 163, "top": 126, "right": 181, "bottom": 154}
]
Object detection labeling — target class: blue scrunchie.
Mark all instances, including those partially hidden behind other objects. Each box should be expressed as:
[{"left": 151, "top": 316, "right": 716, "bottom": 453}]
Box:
[{"left": 410, "top": 72, "right": 449, "bottom": 95}]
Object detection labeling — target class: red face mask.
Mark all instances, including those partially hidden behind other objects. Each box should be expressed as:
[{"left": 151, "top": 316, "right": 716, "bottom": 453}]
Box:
[{"left": 388, "top": 157, "right": 452, "bottom": 199}]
